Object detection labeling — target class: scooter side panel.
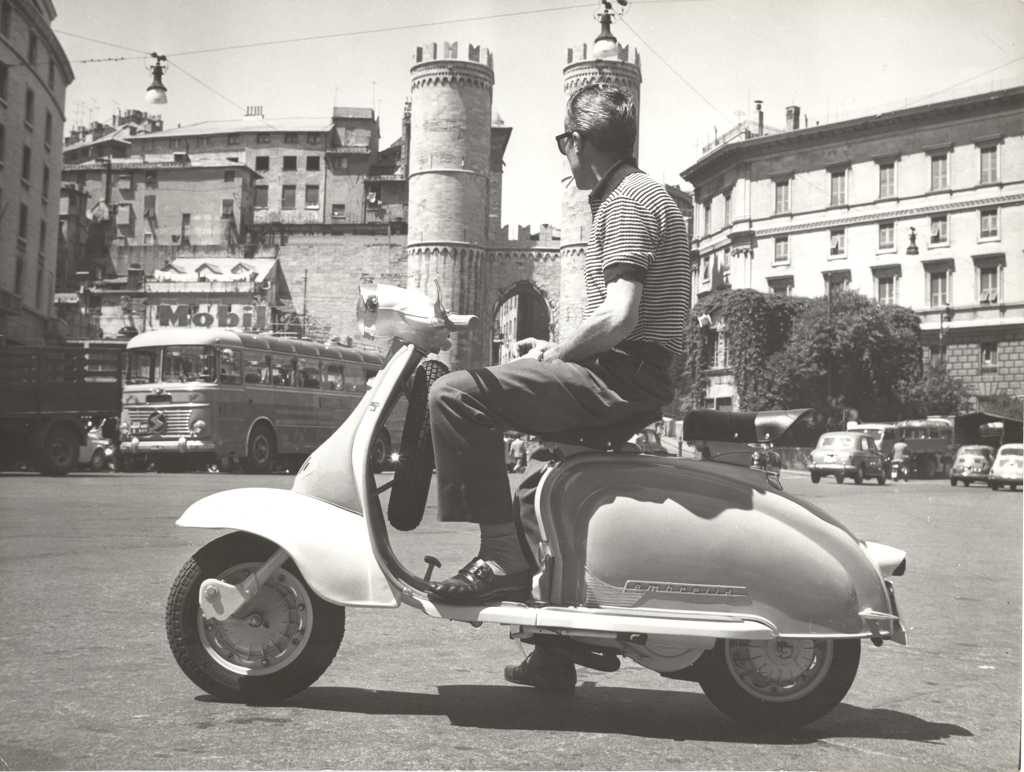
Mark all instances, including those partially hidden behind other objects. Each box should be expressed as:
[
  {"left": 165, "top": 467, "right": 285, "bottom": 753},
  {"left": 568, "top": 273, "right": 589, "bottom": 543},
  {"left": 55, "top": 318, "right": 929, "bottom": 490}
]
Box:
[
  {"left": 177, "top": 488, "right": 400, "bottom": 607},
  {"left": 538, "top": 454, "right": 894, "bottom": 637}
]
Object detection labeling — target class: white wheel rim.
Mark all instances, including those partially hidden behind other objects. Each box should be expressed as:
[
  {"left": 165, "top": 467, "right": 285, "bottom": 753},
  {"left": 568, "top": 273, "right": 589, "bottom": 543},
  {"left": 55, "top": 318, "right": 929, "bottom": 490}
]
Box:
[
  {"left": 725, "top": 639, "right": 834, "bottom": 703},
  {"left": 198, "top": 562, "right": 313, "bottom": 676}
]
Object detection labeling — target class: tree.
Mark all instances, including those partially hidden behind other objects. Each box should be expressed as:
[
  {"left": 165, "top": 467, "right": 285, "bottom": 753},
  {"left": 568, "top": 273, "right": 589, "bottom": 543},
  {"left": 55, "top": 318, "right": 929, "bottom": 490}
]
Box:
[{"left": 900, "top": 360, "right": 973, "bottom": 417}]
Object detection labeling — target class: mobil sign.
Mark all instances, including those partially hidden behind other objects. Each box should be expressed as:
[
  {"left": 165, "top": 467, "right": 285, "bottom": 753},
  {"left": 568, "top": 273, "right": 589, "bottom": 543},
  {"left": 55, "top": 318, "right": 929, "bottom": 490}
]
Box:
[{"left": 150, "top": 302, "right": 269, "bottom": 331}]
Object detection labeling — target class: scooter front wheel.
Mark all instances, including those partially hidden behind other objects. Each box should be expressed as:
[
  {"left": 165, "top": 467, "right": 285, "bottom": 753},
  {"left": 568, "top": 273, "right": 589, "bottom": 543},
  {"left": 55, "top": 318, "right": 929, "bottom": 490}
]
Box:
[
  {"left": 166, "top": 532, "right": 345, "bottom": 704},
  {"left": 698, "top": 637, "right": 860, "bottom": 731}
]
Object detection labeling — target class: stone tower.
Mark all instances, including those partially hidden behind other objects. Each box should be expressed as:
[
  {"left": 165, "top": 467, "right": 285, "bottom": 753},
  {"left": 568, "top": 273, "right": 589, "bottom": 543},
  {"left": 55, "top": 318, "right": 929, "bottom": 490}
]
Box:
[
  {"left": 558, "top": 10, "right": 641, "bottom": 337},
  {"left": 406, "top": 42, "right": 494, "bottom": 368}
]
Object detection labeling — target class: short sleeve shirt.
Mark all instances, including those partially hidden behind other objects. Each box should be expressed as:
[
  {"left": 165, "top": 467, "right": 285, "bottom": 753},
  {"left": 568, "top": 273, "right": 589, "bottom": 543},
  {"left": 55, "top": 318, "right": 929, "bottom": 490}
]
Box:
[{"left": 584, "top": 161, "right": 691, "bottom": 356}]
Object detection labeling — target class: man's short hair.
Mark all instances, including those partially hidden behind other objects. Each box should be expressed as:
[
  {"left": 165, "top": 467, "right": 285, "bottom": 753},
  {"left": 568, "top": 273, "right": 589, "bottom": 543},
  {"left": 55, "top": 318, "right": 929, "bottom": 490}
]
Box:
[{"left": 565, "top": 84, "right": 637, "bottom": 158}]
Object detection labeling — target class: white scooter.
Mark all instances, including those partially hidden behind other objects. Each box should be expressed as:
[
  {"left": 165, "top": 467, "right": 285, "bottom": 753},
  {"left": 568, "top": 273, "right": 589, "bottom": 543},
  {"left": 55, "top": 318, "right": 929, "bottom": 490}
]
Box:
[{"left": 166, "top": 283, "right": 908, "bottom": 731}]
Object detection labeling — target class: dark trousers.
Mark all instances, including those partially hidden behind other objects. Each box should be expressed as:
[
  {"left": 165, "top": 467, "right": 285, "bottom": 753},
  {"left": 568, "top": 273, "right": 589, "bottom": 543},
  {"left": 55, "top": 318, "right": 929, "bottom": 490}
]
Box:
[{"left": 427, "top": 347, "right": 673, "bottom": 527}]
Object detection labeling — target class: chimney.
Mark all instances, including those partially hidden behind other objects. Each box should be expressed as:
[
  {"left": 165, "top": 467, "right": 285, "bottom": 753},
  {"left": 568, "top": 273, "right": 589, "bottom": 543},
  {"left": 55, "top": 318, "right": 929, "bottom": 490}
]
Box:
[
  {"left": 786, "top": 105, "right": 801, "bottom": 131},
  {"left": 755, "top": 100, "right": 764, "bottom": 136},
  {"left": 126, "top": 263, "right": 144, "bottom": 291}
]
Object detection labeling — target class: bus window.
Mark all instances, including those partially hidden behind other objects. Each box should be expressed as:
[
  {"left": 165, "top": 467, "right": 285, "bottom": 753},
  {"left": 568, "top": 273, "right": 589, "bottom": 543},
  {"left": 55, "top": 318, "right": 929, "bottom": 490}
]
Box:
[
  {"left": 296, "top": 358, "right": 321, "bottom": 388},
  {"left": 219, "top": 347, "right": 243, "bottom": 385},
  {"left": 271, "top": 355, "right": 295, "bottom": 386},
  {"left": 164, "top": 346, "right": 216, "bottom": 383},
  {"left": 343, "top": 364, "right": 365, "bottom": 391},
  {"left": 126, "top": 348, "right": 159, "bottom": 384},
  {"left": 323, "top": 363, "right": 343, "bottom": 390}
]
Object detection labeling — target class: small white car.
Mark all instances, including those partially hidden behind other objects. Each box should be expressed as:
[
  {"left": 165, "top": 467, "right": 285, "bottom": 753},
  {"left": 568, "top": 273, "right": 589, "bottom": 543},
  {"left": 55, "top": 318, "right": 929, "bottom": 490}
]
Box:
[{"left": 988, "top": 443, "right": 1023, "bottom": 491}]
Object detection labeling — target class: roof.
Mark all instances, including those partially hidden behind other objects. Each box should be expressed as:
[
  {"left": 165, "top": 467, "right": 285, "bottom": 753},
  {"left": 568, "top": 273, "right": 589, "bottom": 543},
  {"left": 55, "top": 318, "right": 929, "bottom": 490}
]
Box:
[
  {"left": 126, "top": 327, "right": 383, "bottom": 363},
  {"left": 64, "top": 158, "right": 258, "bottom": 174},
  {"left": 63, "top": 125, "right": 135, "bottom": 153},
  {"left": 152, "top": 257, "right": 278, "bottom": 284},
  {"left": 135, "top": 116, "right": 334, "bottom": 140},
  {"left": 332, "top": 107, "right": 375, "bottom": 120}
]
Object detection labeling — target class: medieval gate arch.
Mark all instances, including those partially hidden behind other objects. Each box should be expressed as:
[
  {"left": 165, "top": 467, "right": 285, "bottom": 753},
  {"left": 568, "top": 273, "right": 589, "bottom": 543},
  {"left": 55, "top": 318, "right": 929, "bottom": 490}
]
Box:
[{"left": 491, "top": 280, "right": 552, "bottom": 364}]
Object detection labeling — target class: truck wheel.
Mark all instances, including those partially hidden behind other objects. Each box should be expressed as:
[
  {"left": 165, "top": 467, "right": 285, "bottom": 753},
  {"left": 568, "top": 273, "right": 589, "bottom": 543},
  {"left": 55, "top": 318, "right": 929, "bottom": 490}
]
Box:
[
  {"left": 166, "top": 532, "right": 344, "bottom": 703},
  {"left": 244, "top": 425, "right": 276, "bottom": 474},
  {"left": 37, "top": 424, "right": 79, "bottom": 476},
  {"left": 834, "top": 474, "right": 844, "bottom": 484},
  {"left": 698, "top": 638, "right": 860, "bottom": 731},
  {"left": 810, "top": 471, "right": 820, "bottom": 484},
  {"left": 852, "top": 467, "right": 864, "bottom": 485}
]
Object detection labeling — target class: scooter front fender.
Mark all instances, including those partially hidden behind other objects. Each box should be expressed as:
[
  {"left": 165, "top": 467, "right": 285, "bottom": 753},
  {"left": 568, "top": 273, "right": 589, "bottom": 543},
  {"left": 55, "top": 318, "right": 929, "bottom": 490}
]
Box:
[{"left": 176, "top": 488, "right": 400, "bottom": 608}]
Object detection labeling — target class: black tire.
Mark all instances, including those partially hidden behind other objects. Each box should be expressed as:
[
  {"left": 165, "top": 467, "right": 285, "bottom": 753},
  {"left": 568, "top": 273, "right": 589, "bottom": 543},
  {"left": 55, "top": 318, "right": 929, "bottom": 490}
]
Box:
[
  {"left": 810, "top": 471, "right": 820, "bottom": 484},
  {"left": 244, "top": 424, "right": 276, "bottom": 474},
  {"left": 370, "top": 430, "right": 391, "bottom": 473},
  {"left": 165, "top": 532, "right": 344, "bottom": 704},
  {"left": 877, "top": 472, "right": 886, "bottom": 485},
  {"left": 387, "top": 359, "right": 449, "bottom": 531},
  {"left": 853, "top": 466, "right": 864, "bottom": 485},
  {"left": 990, "top": 482, "right": 1000, "bottom": 490},
  {"left": 36, "top": 424, "right": 79, "bottom": 476},
  {"left": 950, "top": 478, "right": 957, "bottom": 486},
  {"left": 835, "top": 474, "right": 844, "bottom": 484},
  {"left": 698, "top": 638, "right": 860, "bottom": 731},
  {"left": 963, "top": 480, "right": 971, "bottom": 487}
]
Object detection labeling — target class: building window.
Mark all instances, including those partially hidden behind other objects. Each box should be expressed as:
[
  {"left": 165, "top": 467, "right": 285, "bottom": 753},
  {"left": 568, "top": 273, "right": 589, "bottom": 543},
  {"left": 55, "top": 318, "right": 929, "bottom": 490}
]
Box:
[
  {"left": 306, "top": 133, "right": 319, "bottom": 145},
  {"left": 35, "top": 265, "right": 43, "bottom": 308},
  {"left": 226, "top": 133, "right": 240, "bottom": 145},
  {"left": 723, "top": 191, "right": 732, "bottom": 226},
  {"left": 47, "top": 58, "right": 54, "bottom": 89},
  {"left": 143, "top": 194, "right": 156, "bottom": 220},
  {"left": 980, "top": 342, "right": 998, "bottom": 372},
  {"left": 256, "top": 134, "right": 271, "bottom": 144},
  {"left": 221, "top": 199, "right": 234, "bottom": 219},
  {"left": 305, "top": 184, "right": 320, "bottom": 208},
  {"left": 254, "top": 185, "right": 268, "bottom": 208},
  {"left": 979, "top": 146, "right": 998, "bottom": 185},
  {"left": 284, "top": 133, "right": 297, "bottom": 143},
  {"left": 826, "top": 274, "right": 850, "bottom": 297},
  {"left": 44, "top": 111, "right": 52, "bottom": 148},
  {"left": 41, "top": 165, "right": 48, "bottom": 203},
  {"left": 978, "top": 265, "right": 1000, "bottom": 304},
  {"left": 282, "top": 156, "right": 297, "bottom": 171},
  {"left": 0, "top": 2, "right": 10, "bottom": 36},
  {"left": 774, "top": 179, "right": 790, "bottom": 214},
  {"left": 224, "top": 170, "right": 236, "bottom": 182},
  {"left": 878, "top": 161, "right": 896, "bottom": 199},
  {"left": 721, "top": 248, "right": 731, "bottom": 286},
  {"left": 143, "top": 232, "right": 154, "bottom": 245},
  {"left": 28, "top": 32, "right": 37, "bottom": 65},
  {"left": 930, "top": 215, "right": 948, "bottom": 245},
  {"left": 979, "top": 208, "right": 998, "bottom": 239},
  {"left": 0, "top": 123, "right": 5, "bottom": 166},
  {"left": 767, "top": 277, "right": 793, "bottom": 297},
  {"left": 306, "top": 155, "right": 320, "bottom": 171},
  {"left": 18, "top": 202, "right": 28, "bottom": 243},
  {"left": 254, "top": 155, "right": 269, "bottom": 171},
  {"left": 928, "top": 270, "right": 949, "bottom": 307},
  {"left": 0, "top": 60, "right": 8, "bottom": 101},
  {"left": 21, "top": 145, "right": 30, "bottom": 182},
  {"left": 930, "top": 153, "right": 949, "bottom": 190},
  {"left": 877, "top": 275, "right": 896, "bottom": 305},
  {"left": 829, "top": 169, "right": 846, "bottom": 206},
  {"left": 702, "top": 201, "right": 711, "bottom": 235},
  {"left": 180, "top": 213, "right": 191, "bottom": 245},
  {"left": 829, "top": 228, "right": 845, "bottom": 256},
  {"left": 281, "top": 185, "right": 296, "bottom": 209},
  {"left": 700, "top": 254, "right": 711, "bottom": 284},
  {"left": 331, "top": 203, "right": 346, "bottom": 219},
  {"left": 711, "top": 330, "right": 729, "bottom": 369},
  {"left": 878, "top": 222, "right": 895, "bottom": 250},
  {"left": 24, "top": 87, "right": 34, "bottom": 128},
  {"left": 145, "top": 172, "right": 158, "bottom": 188},
  {"left": 773, "top": 236, "right": 789, "bottom": 265}
]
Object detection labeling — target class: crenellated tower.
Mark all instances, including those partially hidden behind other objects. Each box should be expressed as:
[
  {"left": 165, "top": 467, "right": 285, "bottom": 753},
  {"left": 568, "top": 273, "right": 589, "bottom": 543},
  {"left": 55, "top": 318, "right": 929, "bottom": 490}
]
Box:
[
  {"left": 558, "top": 8, "right": 642, "bottom": 338},
  {"left": 406, "top": 42, "right": 495, "bottom": 368}
]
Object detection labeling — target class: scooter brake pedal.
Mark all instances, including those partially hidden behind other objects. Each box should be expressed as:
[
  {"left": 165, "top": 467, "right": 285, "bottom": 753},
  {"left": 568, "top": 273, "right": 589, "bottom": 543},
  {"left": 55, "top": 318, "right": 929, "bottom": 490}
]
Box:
[{"left": 422, "top": 555, "right": 441, "bottom": 582}]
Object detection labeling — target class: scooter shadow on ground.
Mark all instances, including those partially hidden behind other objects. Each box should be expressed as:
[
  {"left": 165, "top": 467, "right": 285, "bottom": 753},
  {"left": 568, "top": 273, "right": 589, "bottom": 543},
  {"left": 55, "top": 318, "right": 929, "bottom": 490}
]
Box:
[{"left": 196, "top": 686, "right": 972, "bottom": 744}]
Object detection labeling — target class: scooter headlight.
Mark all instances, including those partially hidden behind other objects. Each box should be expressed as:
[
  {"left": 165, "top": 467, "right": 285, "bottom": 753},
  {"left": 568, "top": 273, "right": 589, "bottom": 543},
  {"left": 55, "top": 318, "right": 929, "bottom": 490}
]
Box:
[{"left": 191, "top": 419, "right": 208, "bottom": 437}]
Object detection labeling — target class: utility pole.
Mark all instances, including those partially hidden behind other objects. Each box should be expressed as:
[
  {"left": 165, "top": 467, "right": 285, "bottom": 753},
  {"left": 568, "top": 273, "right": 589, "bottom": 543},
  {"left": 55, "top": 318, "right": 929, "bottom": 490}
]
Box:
[{"left": 302, "top": 269, "right": 308, "bottom": 339}]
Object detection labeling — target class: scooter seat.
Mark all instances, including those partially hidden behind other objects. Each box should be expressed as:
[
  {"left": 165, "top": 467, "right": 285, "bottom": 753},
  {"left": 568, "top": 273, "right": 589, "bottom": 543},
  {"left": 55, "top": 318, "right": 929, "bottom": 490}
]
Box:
[{"left": 536, "top": 409, "right": 662, "bottom": 451}]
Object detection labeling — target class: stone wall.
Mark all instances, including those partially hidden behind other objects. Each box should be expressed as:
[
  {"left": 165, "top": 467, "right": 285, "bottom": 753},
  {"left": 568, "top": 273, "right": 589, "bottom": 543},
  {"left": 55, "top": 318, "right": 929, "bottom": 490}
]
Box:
[{"left": 945, "top": 335, "right": 1024, "bottom": 403}]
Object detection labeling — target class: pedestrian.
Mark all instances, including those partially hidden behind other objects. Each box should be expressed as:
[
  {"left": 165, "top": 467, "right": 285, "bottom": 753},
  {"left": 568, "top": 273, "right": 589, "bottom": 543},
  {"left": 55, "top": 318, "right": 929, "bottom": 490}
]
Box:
[
  {"left": 510, "top": 434, "right": 527, "bottom": 472},
  {"left": 425, "top": 83, "right": 690, "bottom": 689}
]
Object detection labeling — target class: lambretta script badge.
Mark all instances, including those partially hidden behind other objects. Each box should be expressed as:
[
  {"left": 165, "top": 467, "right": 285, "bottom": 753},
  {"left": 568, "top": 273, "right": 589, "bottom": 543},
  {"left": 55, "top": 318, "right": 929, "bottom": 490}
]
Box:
[{"left": 624, "top": 580, "right": 749, "bottom": 598}]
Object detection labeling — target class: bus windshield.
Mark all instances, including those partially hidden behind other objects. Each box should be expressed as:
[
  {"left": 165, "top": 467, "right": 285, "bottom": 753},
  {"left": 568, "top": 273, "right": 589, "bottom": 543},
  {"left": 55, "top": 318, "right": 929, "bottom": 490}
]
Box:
[{"left": 126, "top": 346, "right": 217, "bottom": 384}]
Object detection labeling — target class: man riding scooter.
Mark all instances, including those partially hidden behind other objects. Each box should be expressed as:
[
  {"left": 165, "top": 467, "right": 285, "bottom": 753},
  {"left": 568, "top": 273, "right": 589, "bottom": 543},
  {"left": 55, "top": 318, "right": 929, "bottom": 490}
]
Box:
[{"left": 426, "top": 83, "right": 690, "bottom": 689}]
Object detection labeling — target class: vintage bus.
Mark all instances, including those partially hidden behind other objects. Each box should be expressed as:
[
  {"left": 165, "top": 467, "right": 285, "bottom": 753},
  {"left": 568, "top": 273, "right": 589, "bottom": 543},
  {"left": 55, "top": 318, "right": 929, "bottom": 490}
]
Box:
[{"left": 120, "top": 328, "right": 398, "bottom": 473}]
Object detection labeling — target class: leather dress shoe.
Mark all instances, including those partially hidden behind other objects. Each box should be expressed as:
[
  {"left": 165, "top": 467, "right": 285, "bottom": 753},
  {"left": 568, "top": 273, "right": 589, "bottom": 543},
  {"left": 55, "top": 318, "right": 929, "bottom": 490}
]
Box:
[
  {"left": 504, "top": 645, "right": 577, "bottom": 691},
  {"left": 428, "top": 557, "right": 531, "bottom": 606}
]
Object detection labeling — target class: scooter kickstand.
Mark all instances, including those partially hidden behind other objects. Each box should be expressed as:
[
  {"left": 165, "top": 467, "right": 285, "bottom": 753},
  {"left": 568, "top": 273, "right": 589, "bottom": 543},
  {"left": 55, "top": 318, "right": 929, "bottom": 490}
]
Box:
[{"left": 422, "top": 555, "right": 441, "bottom": 582}]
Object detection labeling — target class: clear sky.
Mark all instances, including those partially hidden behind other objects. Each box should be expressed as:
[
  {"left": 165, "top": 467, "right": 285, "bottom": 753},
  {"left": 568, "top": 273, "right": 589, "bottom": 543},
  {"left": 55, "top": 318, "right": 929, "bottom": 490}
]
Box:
[{"left": 54, "top": 0, "right": 1024, "bottom": 230}]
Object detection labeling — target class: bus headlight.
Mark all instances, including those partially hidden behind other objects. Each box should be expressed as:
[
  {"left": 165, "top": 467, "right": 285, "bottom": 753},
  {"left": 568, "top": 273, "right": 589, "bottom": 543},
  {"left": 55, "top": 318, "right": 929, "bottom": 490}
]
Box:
[{"left": 191, "top": 419, "right": 208, "bottom": 437}]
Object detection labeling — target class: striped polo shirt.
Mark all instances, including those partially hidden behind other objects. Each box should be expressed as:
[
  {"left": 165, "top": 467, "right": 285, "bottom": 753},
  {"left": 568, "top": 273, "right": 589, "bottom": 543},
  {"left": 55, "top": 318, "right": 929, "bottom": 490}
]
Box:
[{"left": 584, "top": 161, "right": 691, "bottom": 356}]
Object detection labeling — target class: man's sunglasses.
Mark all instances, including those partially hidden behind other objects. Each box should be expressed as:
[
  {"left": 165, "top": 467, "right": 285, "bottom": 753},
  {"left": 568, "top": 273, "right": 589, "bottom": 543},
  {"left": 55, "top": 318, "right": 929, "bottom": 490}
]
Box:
[{"left": 555, "top": 130, "right": 581, "bottom": 155}]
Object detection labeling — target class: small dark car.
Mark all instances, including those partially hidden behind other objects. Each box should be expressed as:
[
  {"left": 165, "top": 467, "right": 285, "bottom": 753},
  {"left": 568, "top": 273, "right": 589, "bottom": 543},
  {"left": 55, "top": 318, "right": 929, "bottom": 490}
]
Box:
[
  {"left": 949, "top": 444, "right": 994, "bottom": 486},
  {"left": 808, "top": 431, "right": 887, "bottom": 485}
]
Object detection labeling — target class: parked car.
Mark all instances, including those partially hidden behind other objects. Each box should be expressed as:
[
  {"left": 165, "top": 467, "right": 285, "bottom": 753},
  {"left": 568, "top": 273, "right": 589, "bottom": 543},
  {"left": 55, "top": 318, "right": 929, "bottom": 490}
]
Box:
[
  {"left": 988, "top": 443, "right": 1023, "bottom": 491},
  {"left": 78, "top": 426, "right": 116, "bottom": 471},
  {"left": 808, "top": 431, "right": 887, "bottom": 485},
  {"left": 949, "top": 444, "right": 995, "bottom": 486}
]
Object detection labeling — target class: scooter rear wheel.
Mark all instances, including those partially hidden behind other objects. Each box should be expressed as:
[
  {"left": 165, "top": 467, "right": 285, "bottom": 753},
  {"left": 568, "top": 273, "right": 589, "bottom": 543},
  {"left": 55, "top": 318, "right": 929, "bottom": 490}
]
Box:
[
  {"left": 166, "top": 532, "right": 344, "bottom": 703},
  {"left": 698, "top": 637, "right": 860, "bottom": 731}
]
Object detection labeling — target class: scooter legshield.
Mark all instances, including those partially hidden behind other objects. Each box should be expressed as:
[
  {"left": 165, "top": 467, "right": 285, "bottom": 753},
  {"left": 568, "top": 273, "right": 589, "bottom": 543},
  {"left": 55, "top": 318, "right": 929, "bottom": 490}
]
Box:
[{"left": 176, "top": 487, "right": 399, "bottom": 607}]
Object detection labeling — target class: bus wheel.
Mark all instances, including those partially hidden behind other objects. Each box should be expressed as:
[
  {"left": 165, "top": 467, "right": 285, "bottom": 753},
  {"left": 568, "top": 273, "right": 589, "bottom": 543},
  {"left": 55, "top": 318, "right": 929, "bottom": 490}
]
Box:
[
  {"left": 36, "top": 424, "right": 79, "bottom": 476},
  {"left": 387, "top": 359, "right": 449, "bottom": 531},
  {"left": 370, "top": 431, "right": 391, "bottom": 473},
  {"left": 244, "top": 425, "right": 276, "bottom": 474}
]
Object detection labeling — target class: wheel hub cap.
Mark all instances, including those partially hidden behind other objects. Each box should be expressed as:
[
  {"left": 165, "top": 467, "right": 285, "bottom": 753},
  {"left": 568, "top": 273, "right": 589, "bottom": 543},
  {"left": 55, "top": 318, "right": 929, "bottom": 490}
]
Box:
[{"left": 726, "top": 638, "right": 833, "bottom": 702}]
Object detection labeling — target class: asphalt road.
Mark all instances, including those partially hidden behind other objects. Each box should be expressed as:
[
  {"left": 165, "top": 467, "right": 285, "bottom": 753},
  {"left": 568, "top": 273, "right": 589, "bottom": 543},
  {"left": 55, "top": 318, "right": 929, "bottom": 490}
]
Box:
[{"left": 0, "top": 468, "right": 1020, "bottom": 770}]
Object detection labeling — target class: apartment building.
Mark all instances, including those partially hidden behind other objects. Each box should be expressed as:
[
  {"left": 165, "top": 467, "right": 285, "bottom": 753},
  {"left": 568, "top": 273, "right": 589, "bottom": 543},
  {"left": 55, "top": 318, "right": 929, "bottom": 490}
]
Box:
[
  {"left": 682, "top": 86, "right": 1024, "bottom": 408},
  {"left": 0, "top": 0, "right": 73, "bottom": 344}
]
